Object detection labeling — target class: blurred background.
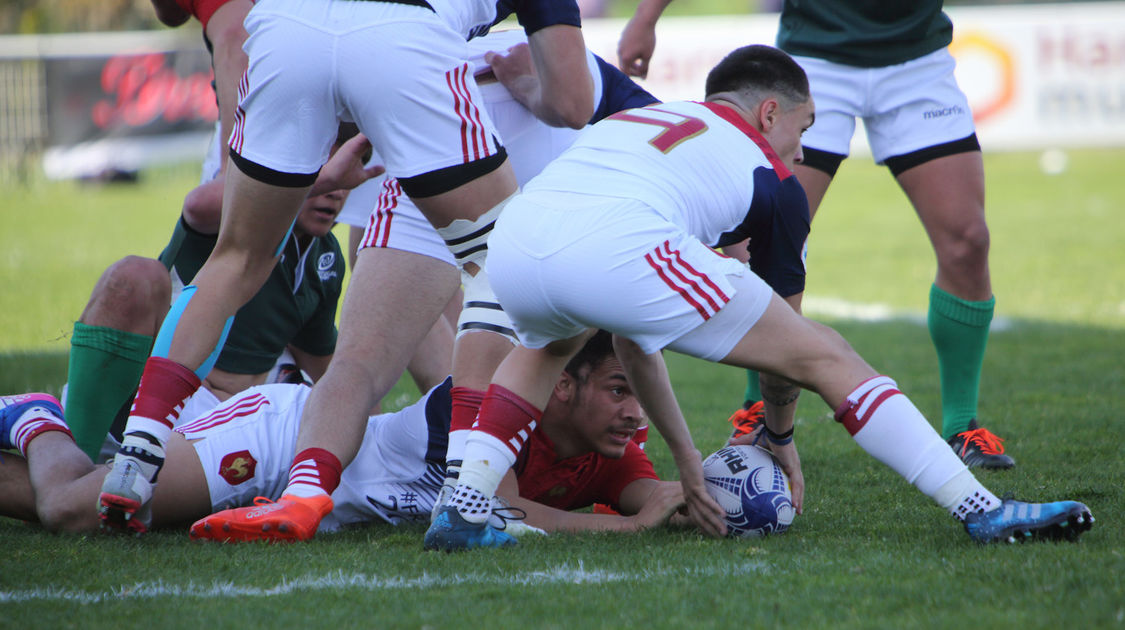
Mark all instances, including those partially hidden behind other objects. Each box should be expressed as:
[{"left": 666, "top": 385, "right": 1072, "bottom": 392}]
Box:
[{"left": 2, "top": 0, "right": 1123, "bottom": 185}]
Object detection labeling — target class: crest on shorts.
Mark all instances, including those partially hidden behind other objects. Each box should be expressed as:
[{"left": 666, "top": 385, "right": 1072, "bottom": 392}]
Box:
[{"left": 219, "top": 450, "right": 257, "bottom": 485}]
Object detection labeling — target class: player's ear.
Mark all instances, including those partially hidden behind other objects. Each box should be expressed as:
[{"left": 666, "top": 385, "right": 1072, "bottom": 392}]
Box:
[
  {"left": 554, "top": 371, "right": 576, "bottom": 403},
  {"left": 758, "top": 97, "right": 780, "bottom": 132}
]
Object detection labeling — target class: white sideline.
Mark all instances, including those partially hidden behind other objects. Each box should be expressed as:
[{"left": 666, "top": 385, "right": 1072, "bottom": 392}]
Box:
[{"left": 0, "top": 561, "right": 768, "bottom": 604}]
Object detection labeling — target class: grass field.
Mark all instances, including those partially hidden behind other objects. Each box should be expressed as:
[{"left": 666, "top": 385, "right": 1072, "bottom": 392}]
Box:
[{"left": 1, "top": 148, "right": 1123, "bottom": 627}]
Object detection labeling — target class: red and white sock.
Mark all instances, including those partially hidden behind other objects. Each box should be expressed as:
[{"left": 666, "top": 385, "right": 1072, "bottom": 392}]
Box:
[
  {"left": 836, "top": 375, "right": 999, "bottom": 520},
  {"left": 445, "top": 386, "right": 486, "bottom": 475},
  {"left": 454, "top": 385, "right": 541, "bottom": 522},
  {"left": 124, "top": 356, "right": 201, "bottom": 449},
  {"left": 283, "top": 448, "right": 343, "bottom": 498},
  {"left": 6, "top": 395, "right": 71, "bottom": 457}
]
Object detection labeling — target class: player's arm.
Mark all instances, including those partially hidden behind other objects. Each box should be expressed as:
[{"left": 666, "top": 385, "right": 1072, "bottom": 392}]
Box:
[
  {"left": 496, "top": 472, "right": 682, "bottom": 533},
  {"left": 617, "top": 0, "right": 674, "bottom": 78},
  {"left": 287, "top": 346, "right": 331, "bottom": 383},
  {"left": 487, "top": 26, "right": 594, "bottom": 129},
  {"left": 611, "top": 336, "right": 727, "bottom": 537}
]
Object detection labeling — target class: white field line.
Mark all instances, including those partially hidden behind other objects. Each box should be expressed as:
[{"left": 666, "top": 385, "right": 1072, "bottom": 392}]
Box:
[
  {"left": 0, "top": 561, "right": 769, "bottom": 604},
  {"left": 802, "top": 295, "right": 1012, "bottom": 331}
]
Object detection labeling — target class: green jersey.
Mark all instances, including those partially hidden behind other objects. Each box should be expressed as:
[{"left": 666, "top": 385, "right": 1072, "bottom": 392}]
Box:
[
  {"left": 159, "top": 218, "right": 344, "bottom": 374},
  {"left": 776, "top": 0, "right": 953, "bottom": 68}
]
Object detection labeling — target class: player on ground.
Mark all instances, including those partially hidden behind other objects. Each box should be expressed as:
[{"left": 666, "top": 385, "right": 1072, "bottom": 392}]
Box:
[
  {"left": 189, "top": 27, "right": 660, "bottom": 542},
  {"left": 618, "top": 0, "right": 1012, "bottom": 469},
  {"left": 423, "top": 45, "right": 1093, "bottom": 551},
  {"left": 1, "top": 333, "right": 684, "bottom": 539}
]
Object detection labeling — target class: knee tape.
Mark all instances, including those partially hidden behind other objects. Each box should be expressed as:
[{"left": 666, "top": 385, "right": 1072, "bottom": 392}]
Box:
[
  {"left": 436, "top": 193, "right": 514, "bottom": 272},
  {"left": 456, "top": 266, "right": 518, "bottom": 345}
]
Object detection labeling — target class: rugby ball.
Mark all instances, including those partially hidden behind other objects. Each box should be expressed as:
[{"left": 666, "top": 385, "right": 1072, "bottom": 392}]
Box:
[{"left": 702, "top": 444, "right": 794, "bottom": 537}]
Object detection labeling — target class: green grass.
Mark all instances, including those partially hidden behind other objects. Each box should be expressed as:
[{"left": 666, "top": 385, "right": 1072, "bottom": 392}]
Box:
[{"left": 2, "top": 150, "right": 1124, "bottom": 627}]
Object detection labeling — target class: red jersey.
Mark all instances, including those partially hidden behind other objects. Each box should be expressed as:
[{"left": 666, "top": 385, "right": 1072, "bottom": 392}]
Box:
[{"left": 514, "top": 428, "right": 659, "bottom": 512}]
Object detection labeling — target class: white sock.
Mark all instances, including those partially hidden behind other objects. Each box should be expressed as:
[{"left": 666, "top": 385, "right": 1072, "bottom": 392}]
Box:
[
  {"left": 451, "top": 460, "right": 504, "bottom": 524},
  {"left": 841, "top": 376, "right": 995, "bottom": 515}
]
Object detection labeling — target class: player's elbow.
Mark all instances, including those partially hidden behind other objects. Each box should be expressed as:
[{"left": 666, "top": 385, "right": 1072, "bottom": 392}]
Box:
[{"left": 548, "top": 97, "right": 595, "bottom": 130}]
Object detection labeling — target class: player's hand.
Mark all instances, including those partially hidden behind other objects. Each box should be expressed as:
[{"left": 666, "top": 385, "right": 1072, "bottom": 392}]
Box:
[
  {"left": 628, "top": 483, "right": 685, "bottom": 531},
  {"left": 616, "top": 15, "right": 656, "bottom": 78},
  {"left": 675, "top": 453, "right": 727, "bottom": 537},
  {"left": 485, "top": 43, "right": 537, "bottom": 87},
  {"left": 319, "top": 133, "right": 384, "bottom": 193},
  {"left": 765, "top": 440, "right": 804, "bottom": 515}
]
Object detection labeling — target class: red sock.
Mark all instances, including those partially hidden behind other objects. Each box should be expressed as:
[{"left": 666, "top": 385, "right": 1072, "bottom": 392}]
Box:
[
  {"left": 129, "top": 356, "right": 202, "bottom": 431},
  {"left": 285, "top": 448, "right": 343, "bottom": 497},
  {"left": 474, "top": 384, "right": 542, "bottom": 460},
  {"left": 450, "top": 387, "right": 486, "bottom": 433}
]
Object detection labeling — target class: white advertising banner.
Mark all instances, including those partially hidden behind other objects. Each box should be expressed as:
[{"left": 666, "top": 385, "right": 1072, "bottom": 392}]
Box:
[{"left": 581, "top": 2, "right": 1125, "bottom": 152}]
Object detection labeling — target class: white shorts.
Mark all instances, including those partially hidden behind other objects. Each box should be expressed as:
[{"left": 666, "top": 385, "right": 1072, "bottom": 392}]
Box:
[
  {"left": 181, "top": 382, "right": 448, "bottom": 531},
  {"left": 233, "top": 0, "right": 500, "bottom": 180},
  {"left": 796, "top": 48, "right": 976, "bottom": 164},
  {"left": 343, "top": 174, "right": 456, "bottom": 266},
  {"left": 487, "top": 196, "right": 772, "bottom": 359}
]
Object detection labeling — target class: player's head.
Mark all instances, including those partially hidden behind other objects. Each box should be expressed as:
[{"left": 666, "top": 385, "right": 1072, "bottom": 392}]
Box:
[
  {"left": 705, "top": 45, "right": 814, "bottom": 166},
  {"left": 293, "top": 123, "right": 359, "bottom": 239},
  {"left": 547, "top": 331, "right": 644, "bottom": 459}
]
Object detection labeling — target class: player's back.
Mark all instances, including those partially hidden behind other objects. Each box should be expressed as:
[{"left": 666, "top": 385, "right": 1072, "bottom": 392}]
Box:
[{"left": 519, "top": 100, "right": 792, "bottom": 248}]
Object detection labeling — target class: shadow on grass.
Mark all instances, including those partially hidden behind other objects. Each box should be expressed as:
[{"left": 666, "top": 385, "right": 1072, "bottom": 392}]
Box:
[{"left": 0, "top": 351, "right": 68, "bottom": 398}]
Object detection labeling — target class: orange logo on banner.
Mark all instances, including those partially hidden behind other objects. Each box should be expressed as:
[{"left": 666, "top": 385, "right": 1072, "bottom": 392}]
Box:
[
  {"left": 219, "top": 450, "right": 257, "bottom": 485},
  {"left": 951, "top": 31, "right": 1016, "bottom": 124}
]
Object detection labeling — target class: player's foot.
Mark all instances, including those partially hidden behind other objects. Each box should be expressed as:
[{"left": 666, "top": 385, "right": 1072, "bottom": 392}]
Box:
[
  {"left": 424, "top": 506, "right": 518, "bottom": 552},
  {"left": 948, "top": 419, "right": 1015, "bottom": 469},
  {"left": 728, "top": 400, "right": 764, "bottom": 440},
  {"left": 964, "top": 499, "right": 1093, "bottom": 544},
  {"left": 0, "top": 393, "right": 63, "bottom": 451},
  {"left": 189, "top": 494, "right": 333, "bottom": 543},
  {"left": 98, "top": 443, "right": 163, "bottom": 535}
]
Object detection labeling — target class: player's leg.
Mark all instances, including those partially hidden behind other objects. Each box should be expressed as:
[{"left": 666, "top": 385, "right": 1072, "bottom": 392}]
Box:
[
  {"left": 426, "top": 334, "right": 592, "bottom": 551},
  {"left": 893, "top": 149, "right": 1009, "bottom": 468},
  {"left": 866, "top": 48, "right": 1007, "bottom": 467},
  {"left": 65, "top": 256, "right": 168, "bottom": 461},
  {"left": 191, "top": 247, "right": 459, "bottom": 541},
  {"left": 99, "top": 2, "right": 338, "bottom": 531},
  {"left": 704, "top": 282, "right": 1088, "bottom": 542}
]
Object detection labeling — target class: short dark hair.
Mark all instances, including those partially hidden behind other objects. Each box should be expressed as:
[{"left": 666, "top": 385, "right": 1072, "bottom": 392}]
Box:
[
  {"left": 564, "top": 330, "right": 615, "bottom": 383},
  {"left": 704, "top": 45, "right": 809, "bottom": 107}
]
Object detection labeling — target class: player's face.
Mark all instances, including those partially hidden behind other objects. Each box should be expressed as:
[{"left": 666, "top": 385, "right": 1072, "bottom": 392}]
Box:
[
  {"left": 568, "top": 357, "right": 645, "bottom": 459},
  {"left": 293, "top": 188, "right": 348, "bottom": 239},
  {"left": 763, "top": 98, "right": 815, "bottom": 168}
]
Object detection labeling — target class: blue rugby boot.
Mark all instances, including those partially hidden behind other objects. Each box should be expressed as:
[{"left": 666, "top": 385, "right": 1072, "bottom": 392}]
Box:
[
  {"left": 1, "top": 393, "right": 64, "bottom": 452},
  {"left": 424, "top": 505, "right": 518, "bottom": 552},
  {"left": 964, "top": 499, "right": 1093, "bottom": 544}
]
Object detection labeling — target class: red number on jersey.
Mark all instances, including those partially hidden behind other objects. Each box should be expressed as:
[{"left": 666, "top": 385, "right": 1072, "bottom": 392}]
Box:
[{"left": 608, "top": 108, "right": 708, "bottom": 153}]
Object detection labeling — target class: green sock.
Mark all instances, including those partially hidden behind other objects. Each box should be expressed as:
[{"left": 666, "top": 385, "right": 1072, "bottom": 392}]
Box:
[
  {"left": 65, "top": 322, "right": 152, "bottom": 461},
  {"left": 927, "top": 284, "right": 994, "bottom": 440},
  {"left": 742, "top": 369, "right": 761, "bottom": 406}
]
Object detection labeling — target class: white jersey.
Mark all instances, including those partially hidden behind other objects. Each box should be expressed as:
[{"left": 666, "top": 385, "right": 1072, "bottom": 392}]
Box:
[
  {"left": 180, "top": 379, "right": 452, "bottom": 532},
  {"left": 518, "top": 100, "right": 801, "bottom": 250},
  {"left": 485, "top": 100, "right": 809, "bottom": 357}
]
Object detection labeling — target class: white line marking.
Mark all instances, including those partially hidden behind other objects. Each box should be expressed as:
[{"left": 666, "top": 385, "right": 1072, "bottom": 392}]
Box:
[
  {"left": 803, "top": 295, "right": 1012, "bottom": 331},
  {"left": 0, "top": 561, "right": 768, "bottom": 603}
]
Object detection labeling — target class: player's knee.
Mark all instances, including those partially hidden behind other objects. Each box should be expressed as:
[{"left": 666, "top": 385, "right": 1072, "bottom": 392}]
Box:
[
  {"left": 37, "top": 494, "right": 97, "bottom": 534},
  {"left": 938, "top": 219, "right": 990, "bottom": 272},
  {"left": 82, "top": 256, "right": 171, "bottom": 327}
]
